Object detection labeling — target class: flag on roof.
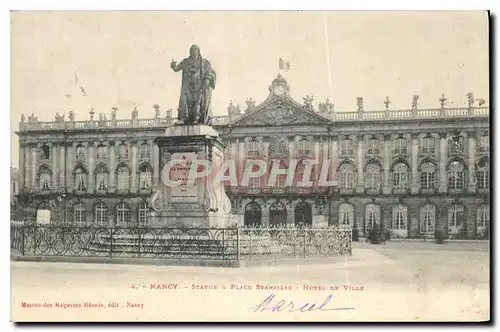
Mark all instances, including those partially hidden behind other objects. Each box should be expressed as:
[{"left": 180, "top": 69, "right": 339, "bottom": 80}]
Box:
[{"left": 279, "top": 57, "right": 290, "bottom": 71}]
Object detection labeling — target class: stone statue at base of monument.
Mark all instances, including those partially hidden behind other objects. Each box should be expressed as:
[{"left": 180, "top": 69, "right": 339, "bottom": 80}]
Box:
[{"left": 170, "top": 45, "right": 216, "bottom": 126}]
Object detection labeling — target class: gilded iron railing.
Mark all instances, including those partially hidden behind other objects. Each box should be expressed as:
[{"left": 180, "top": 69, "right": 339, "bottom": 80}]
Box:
[
  {"left": 10, "top": 222, "right": 352, "bottom": 262},
  {"left": 11, "top": 224, "right": 239, "bottom": 261},
  {"left": 239, "top": 224, "right": 352, "bottom": 259}
]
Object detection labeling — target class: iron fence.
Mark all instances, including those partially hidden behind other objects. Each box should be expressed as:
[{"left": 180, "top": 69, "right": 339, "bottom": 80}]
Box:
[
  {"left": 239, "top": 225, "right": 352, "bottom": 259},
  {"left": 10, "top": 223, "right": 351, "bottom": 262}
]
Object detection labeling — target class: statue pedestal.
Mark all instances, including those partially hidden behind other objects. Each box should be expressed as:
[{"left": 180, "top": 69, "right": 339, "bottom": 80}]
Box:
[{"left": 149, "top": 125, "right": 232, "bottom": 228}]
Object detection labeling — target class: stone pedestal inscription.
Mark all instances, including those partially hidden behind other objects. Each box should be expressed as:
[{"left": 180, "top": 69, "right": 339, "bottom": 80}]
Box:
[
  {"left": 149, "top": 125, "right": 232, "bottom": 228},
  {"left": 169, "top": 152, "right": 198, "bottom": 202}
]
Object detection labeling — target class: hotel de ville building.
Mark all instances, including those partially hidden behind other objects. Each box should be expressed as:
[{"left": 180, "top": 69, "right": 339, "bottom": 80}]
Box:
[{"left": 13, "top": 74, "right": 490, "bottom": 239}]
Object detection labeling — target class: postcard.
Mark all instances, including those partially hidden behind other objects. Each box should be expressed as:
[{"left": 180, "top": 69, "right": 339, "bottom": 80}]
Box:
[{"left": 10, "top": 10, "right": 490, "bottom": 322}]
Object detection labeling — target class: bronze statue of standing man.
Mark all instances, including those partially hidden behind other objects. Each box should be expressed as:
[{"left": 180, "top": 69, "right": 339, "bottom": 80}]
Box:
[{"left": 170, "top": 45, "right": 216, "bottom": 125}]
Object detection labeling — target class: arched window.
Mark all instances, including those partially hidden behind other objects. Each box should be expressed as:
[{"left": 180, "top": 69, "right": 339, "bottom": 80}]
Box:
[
  {"left": 74, "top": 167, "right": 87, "bottom": 191},
  {"left": 74, "top": 203, "right": 86, "bottom": 224},
  {"left": 476, "top": 159, "right": 490, "bottom": 190},
  {"left": 393, "top": 163, "right": 409, "bottom": 190},
  {"left": 448, "top": 161, "right": 465, "bottom": 189},
  {"left": 39, "top": 167, "right": 51, "bottom": 191},
  {"left": 339, "top": 163, "right": 355, "bottom": 189},
  {"left": 420, "top": 163, "right": 436, "bottom": 190},
  {"left": 365, "top": 204, "right": 380, "bottom": 230},
  {"left": 95, "top": 164, "right": 108, "bottom": 191},
  {"left": 94, "top": 202, "right": 108, "bottom": 225},
  {"left": 138, "top": 202, "right": 149, "bottom": 224},
  {"left": 392, "top": 204, "right": 407, "bottom": 230},
  {"left": 96, "top": 143, "right": 107, "bottom": 159},
  {"left": 477, "top": 205, "right": 490, "bottom": 229},
  {"left": 116, "top": 202, "right": 130, "bottom": 224},
  {"left": 448, "top": 204, "right": 464, "bottom": 234},
  {"left": 76, "top": 144, "right": 86, "bottom": 161},
  {"left": 139, "top": 142, "right": 151, "bottom": 159},
  {"left": 117, "top": 165, "right": 130, "bottom": 190},
  {"left": 420, "top": 204, "right": 435, "bottom": 234},
  {"left": 339, "top": 203, "right": 354, "bottom": 228},
  {"left": 118, "top": 143, "right": 128, "bottom": 159},
  {"left": 365, "top": 164, "right": 381, "bottom": 190},
  {"left": 139, "top": 163, "right": 152, "bottom": 191}
]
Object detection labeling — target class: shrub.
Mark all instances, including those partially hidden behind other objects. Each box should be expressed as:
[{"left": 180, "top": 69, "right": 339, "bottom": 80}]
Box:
[
  {"left": 478, "top": 228, "right": 490, "bottom": 240},
  {"left": 435, "top": 228, "right": 446, "bottom": 244}
]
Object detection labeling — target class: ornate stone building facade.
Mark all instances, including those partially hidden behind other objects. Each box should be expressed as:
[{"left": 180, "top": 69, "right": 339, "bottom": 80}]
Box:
[{"left": 14, "top": 75, "right": 490, "bottom": 238}]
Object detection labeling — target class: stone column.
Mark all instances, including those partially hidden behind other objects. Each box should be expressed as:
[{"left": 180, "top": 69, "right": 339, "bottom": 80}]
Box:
[
  {"left": 467, "top": 132, "right": 477, "bottom": 192},
  {"left": 24, "top": 144, "right": 30, "bottom": 190},
  {"left": 66, "top": 142, "right": 75, "bottom": 192},
  {"left": 153, "top": 142, "right": 160, "bottom": 190},
  {"left": 313, "top": 138, "right": 320, "bottom": 184},
  {"left": 288, "top": 136, "right": 294, "bottom": 160},
  {"left": 87, "top": 141, "right": 95, "bottom": 194},
  {"left": 287, "top": 201, "right": 295, "bottom": 226},
  {"left": 32, "top": 143, "right": 39, "bottom": 187},
  {"left": 356, "top": 135, "right": 364, "bottom": 193},
  {"left": 130, "top": 140, "right": 138, "bottom": 193},
  {"left": 321, "top": 136, "right": 328, "bottom": 172},
  {"left": 51, "top": 143, "right": 58, "bottom": 188},
  {"left": 383, "top": 134, "right": 392, "bottom": 194},
  {"left": 19, "top": 143, "right": 25, "bottom": 189},
  {"left": 109, "top": 141, "right": 117, "bottom": 192},
  {"left": 59, "top": 143, "right": 66, "bottom": 189},
  {"left": 330, "top": 136, "right": 338, "bottom": 183},
  {"left": 257, "top": 137, "right": 264, "bottom": 156},
  {"left": 146, "top": 139, "right": 154, "bottom": 189},
  {"left": 439, "top": 133, "right": 448, "bottom": 193},
  {"left": 411, "top": 133, "right": 420, "bottom": 194},
  {"left": 261, "top": 201, "right": 270, "bottom": 226},
  {"left": 238, "top": 138, "right": 245, "bottom": 183}
]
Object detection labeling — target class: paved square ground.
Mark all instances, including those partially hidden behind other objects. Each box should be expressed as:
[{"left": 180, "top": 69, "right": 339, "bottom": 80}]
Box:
[{"left": 10, "top": 241, "right": 490, "bottom": 322}]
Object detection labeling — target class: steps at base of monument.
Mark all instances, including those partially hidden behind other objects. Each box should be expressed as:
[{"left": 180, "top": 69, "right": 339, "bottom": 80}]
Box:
[{"left": 84, "top": 238, "right": 230, "bottom": 256}]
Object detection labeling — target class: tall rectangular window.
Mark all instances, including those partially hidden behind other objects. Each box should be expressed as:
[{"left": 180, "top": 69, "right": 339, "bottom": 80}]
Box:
[
  {"left": 422, "top": 137, "right": 435, "bottom": 154},
  {"left": 394, "top": 138, "right": 407, "bottom": 155}
]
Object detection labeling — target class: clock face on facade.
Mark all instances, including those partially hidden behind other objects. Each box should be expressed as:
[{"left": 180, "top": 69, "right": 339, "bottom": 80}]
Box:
[{"left": 273, "top": 85, "right": 285, "bottom": 96}]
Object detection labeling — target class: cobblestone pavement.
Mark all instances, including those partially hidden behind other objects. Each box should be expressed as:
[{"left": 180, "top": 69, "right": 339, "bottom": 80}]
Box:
[{"left": 10, "top": 243, "right": 490, "bottom": 322}]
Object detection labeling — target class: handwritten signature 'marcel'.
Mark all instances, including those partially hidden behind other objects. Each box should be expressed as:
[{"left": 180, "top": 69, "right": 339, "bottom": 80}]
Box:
[{"left": 250, "top": 293, "right": 355, "bottom": 313}]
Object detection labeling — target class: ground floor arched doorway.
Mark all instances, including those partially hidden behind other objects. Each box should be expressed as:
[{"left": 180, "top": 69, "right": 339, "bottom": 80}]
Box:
[
  {"left": 294, "top": 201, "right": 312, "bottom": 227},
  {"left": 269, "top": 201, "right": 287, "bottom": 226},
  {"left": 244, "top": 202, "right": 262, "bottom": 227}
]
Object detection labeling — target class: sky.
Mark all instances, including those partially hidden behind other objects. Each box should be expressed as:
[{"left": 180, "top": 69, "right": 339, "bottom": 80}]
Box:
[{"left": 10, "top": 11, "right": 489, "bottom": 167}]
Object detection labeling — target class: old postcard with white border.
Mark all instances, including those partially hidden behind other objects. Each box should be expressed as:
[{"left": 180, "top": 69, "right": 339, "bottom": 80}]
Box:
[{"left": 10, "top": 10, "right": 490, "bottom": 322}]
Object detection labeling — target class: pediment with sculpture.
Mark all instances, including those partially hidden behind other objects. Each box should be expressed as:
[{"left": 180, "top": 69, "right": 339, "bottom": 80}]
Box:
[{"left": 231, "top": 98, "right": 332, "bottom": 127}]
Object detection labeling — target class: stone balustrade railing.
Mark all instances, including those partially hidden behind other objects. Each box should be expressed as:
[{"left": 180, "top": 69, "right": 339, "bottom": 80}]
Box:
[{"left": 17, "top": 106, "right": 489, "bottom": 132}]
